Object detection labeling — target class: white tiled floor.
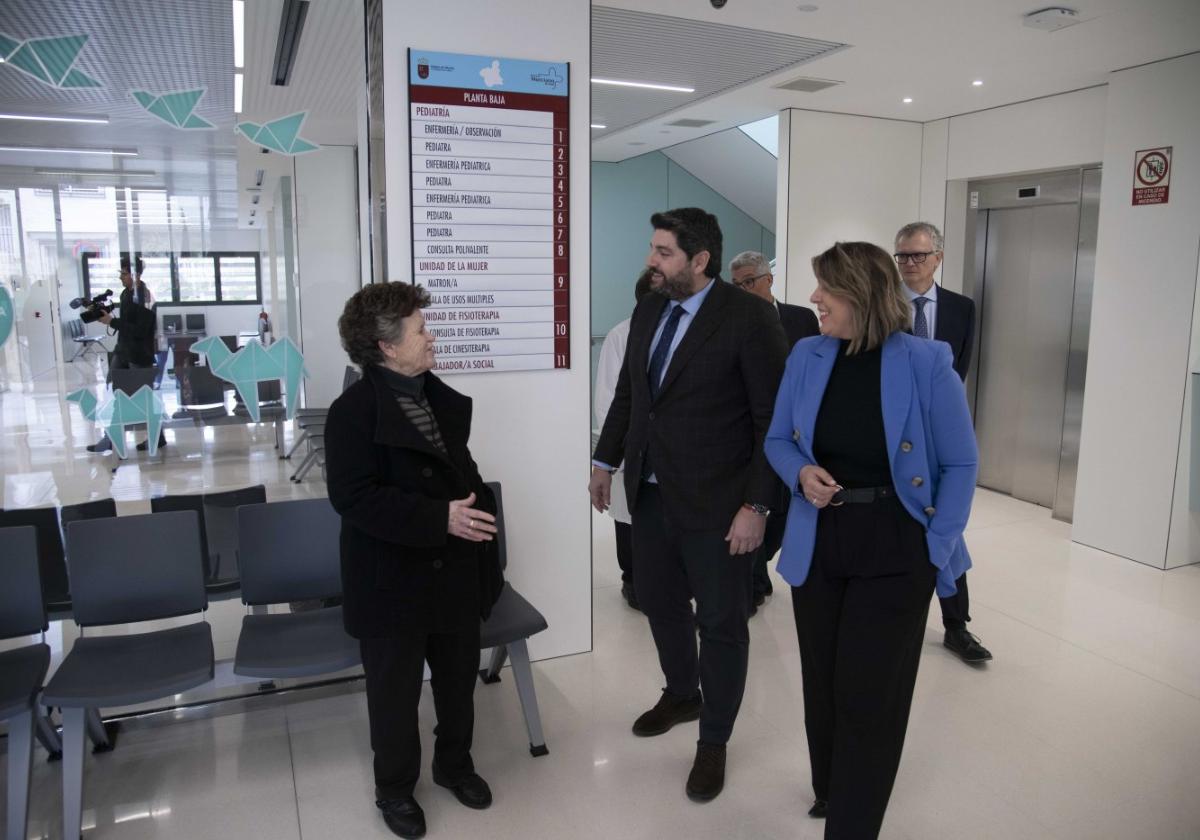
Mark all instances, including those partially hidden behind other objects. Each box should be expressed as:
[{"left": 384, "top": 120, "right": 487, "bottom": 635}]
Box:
[{"left": 3, "top": 372, "right": 1200, "bottom": 838}]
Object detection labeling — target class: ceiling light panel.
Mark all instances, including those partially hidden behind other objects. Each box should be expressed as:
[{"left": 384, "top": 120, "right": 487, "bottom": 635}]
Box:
[
  {"left": 0, "top": 112, "right": 109, "bottom": 124},
  {"left": 591, "top": 5, "right": 846, "bottom": 138}
]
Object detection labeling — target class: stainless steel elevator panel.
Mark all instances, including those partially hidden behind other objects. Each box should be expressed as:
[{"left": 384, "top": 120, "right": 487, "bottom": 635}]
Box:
[
  {"left": 1052, "top": 168, "right": 1101, "bottom": 522},
  {"left": 972, "top": 179, "right": 1086, "bottom": 509}
]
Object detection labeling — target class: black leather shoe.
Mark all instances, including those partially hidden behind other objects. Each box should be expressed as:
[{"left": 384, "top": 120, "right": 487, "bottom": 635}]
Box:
[
  {"left": 86, "top": 436, "right": 112, "bottom": 453},
  {"left": 808, "top": 799, "right": 828, "bottom": 818},
  {"left": 944, "top": 628, "right": 993, "bottom": 664},
  {"left": 621, "top": 582, "right": 641, "bottom": 612},
  {"left": 432, "top": 766, "right": 492, "bottom": 810},
  {"left": 685, "top": 741, "right": 726, "bottom": 802},
  {"left": 376, "top": 797, "right": 426, "bottom": 839},
  {"left": 632, "top": 690, "right": 702, "bottom": 737},
  {"left": 136, "top": 433, "right": 168, "bottom": 452}
]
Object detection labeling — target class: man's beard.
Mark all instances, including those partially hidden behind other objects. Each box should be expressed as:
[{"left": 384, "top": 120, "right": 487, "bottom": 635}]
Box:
[{"left": 652, "top": 267, "right": 695, "bottom": 301}]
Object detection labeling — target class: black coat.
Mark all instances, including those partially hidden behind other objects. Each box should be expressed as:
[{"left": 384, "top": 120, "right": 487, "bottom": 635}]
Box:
[
  {"left": 932, "top": 286, "right": 976, "bottom": 382},
  {"left": 109, "top": 284, "right": 156, "bottom": 365},
  {"left": 777, "top": 300, "right": 820, "bottom": 348},
  {"left": 594, "top": 279, "right": 789, "bottom": 531},
  {"left": 325, "top": 365, "right": 503, "bottom": 638}
]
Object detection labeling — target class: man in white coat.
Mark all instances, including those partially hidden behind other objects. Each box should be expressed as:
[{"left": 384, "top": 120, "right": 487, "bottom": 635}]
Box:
[{"left": 594, "top": 270, "right": 652, "bottom": 610}]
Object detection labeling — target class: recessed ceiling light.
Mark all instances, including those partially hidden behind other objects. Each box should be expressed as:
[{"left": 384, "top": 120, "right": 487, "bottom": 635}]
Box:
[
  {"left": 0, "top": 145, "right": 137, "bottom": 156},
  {"left": 0, "top": 112, "right": 109, "bottom": 125},
  {"left": 36, "top": 168, "right": 157, "bottom": 178},
  {"left": 592, "top": 77, "right": 694, "bottom": 93},
  {"left": 590, "top": 123, "right": 606, "bottom": 129},
  {"left": 972, "top": 79, "right": 983, "bottom": 87},
  {"left": 233, "top": 0, "right": 245, "bottom": 69},
  {"left": 902, "top": 97, "right": 913, "bottom": 104},
  {"left": 234, "top": 73, "right": 244, "bottom": 113}
]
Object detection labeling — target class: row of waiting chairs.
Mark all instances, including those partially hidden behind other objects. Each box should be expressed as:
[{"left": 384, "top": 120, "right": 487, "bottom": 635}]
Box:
[{"left": 0, "top": 482, "right": 548, "bottom": 840}]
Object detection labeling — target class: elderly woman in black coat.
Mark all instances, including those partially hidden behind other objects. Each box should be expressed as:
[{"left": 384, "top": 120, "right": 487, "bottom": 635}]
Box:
[{"left": 325, "top": 281, "right": 503, "bottom": 840}]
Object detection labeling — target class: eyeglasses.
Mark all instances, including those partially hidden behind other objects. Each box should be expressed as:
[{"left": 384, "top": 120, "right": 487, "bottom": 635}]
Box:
[
  {"left": 894, "top": 251, "right": 937, "bottom": 265},
  {"left": 732, "top": 272, "right": 769, "bottom": 289}
]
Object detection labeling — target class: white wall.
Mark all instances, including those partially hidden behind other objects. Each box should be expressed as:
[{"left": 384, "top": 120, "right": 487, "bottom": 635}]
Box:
[
  {"left": 294, "top": 145, "right": 361, "bottom": 406},
  {"left": 778, "top": 109, "right": 923, "bottom": 307},
  {"left": 1074, "top": 53, "right": 1200, "bottom": 569},
  {"left": 381, "top": 0, "right": 592, "bottom": 661}
]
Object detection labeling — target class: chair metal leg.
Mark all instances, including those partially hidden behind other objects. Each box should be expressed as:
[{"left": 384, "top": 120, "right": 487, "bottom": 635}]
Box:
[
  {"left": 283, "top": 428, "right": 309, "bottom": 459},
  {"left": 478, "top": 645, "right": 507, "bottom": 684},
  {"left": 290, "top": 448, "right": 318, "bottom": 482},
  {"left": 85, "top": 707, "right": 113, "bottom": 752},
  {"left": 506, "top": 639, "right": 548, "bottom": 756},
  {"left": 35, "top": 701, "right": 62, "bottom": 758},
  {"left": 61, "top": 707, "right": 87, "bottom": 840},
  {"left": 7, "top": 708, "right": 35, "bottom": 840}
]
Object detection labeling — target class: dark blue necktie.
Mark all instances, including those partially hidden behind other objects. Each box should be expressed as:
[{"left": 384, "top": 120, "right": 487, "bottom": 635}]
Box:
[
  {"left": 913, "top": 296, "right": 930, "bottom": 339},
  {"left": 647, "top": 303, "right": 684, "bottom": 401}
]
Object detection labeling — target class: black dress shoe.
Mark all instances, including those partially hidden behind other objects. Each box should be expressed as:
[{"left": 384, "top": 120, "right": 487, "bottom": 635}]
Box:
[
  {"left": 808, "top": 799, "right": 828, "bottom": 818},
  {"left": 685, "top": 741, "right": 726, "bottom": 802},
  {"left": 621, "top": 582, "right": 641, "bottom": 612},
  {"left": 632, "top": 690, "right": 702, "bottom": 737},
  {"left": 136, "top": 433, "right": 168, "bottom": 452},
  {"left": 376, "top": 797, "right": 426, "bottom": 839},
  {"left": 86, "top": 436, "right": 112, "bottom": 453},
  {"left": 944, "top": 628, "right": 993, "bottom": 664},
  {"left": 432, "top": 766, "right": 492, "bottom": 809}
]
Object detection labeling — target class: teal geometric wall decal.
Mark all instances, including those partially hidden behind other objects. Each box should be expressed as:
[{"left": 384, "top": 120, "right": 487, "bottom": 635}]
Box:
[
  {"left": 191, "top": 336, "right": 308, "bottom": 421},
  {"left": 66, "top": 385, "right": 166, "bottom": 459},
  {"left": 235, "top": 111, "right": 320, "bottom": 155},
  {"left": 0, "top": 33, "right": 101, "bottom": 88},
  {"left": 0, "top": 286, "right": 13, "bottom": 350},
  {"left": 131, "top": 88, "right": 215, "bottom": 130}
]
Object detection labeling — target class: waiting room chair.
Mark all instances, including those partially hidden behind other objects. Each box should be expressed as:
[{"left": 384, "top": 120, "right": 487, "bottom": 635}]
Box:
[
  {"left": 67, "top": 319, "right": 106, "bottom": 363},
  {"left": 286, "top": 366, "right": 360, "bottom": 482},
  {"left": 233, "top": 499, "right": 360, "bottom": 678},
  {"left": 477, "top": 482, "right": 550, "bottom": 756},
  {"left": 0, "top": 526, "right": 62, "bottom": 840},
  {"left": 42, "top": 510, "right": 214, "bottom": 840},
  {"left": 150, "top": 484, "right": 266, "bottom": 600}
]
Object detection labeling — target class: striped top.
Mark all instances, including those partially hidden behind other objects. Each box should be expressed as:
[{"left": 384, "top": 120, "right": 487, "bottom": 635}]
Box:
[{"left": 376, "top": 365, "right": 447, "bottom": 454}]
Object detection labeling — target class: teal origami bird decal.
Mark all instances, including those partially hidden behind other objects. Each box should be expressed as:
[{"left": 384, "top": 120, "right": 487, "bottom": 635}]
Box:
[
  {"left": 191, "top": 336, "right": 308, "bottom": 421},
  {"left": 235, "top": 112, "right": 319, "bottom": 155},
  {"left": 131, "top": 88, "right": 215, "bottom": 129},
  {"left": 66, "top": 385, "right": 166, "bottom": 459},
  {"left": 0, "top": 286, "right": 13, "bottom": 349},
  {"left": 0, "top": 33, "right": 101, "bottom": 88}
]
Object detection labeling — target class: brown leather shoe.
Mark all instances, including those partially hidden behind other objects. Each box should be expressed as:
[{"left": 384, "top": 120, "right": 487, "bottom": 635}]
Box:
[
  {"left": 632, "top": 690, "right": 702, "bottom": 737},
  {"left": 685, "top": 741, "right": 726, "bottom": 802}
]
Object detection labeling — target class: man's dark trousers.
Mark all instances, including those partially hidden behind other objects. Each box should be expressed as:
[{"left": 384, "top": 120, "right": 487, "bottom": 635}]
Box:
[
  {"left": 632, "top": 482, "right": 753, "bottom": 745},
  {"left": 359, "top": 625, "right": 480, "bottom": 799},
  {"left": 753, "top": 502, "right": 787, "bottom": 598}
]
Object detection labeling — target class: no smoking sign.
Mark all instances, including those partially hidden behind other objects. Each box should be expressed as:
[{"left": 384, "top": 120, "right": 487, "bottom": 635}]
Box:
[{"left": 1132, "top": 146, "right": 1171, "bottom": 206}]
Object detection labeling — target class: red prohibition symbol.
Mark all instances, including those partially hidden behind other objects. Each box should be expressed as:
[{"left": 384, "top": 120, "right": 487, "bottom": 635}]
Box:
[{"left": 1136, "top": 152, "right": 1168, "bottom": 186}]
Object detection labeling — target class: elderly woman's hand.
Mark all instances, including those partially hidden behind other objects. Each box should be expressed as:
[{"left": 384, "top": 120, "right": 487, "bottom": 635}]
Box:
[
  {"left": 448, "top": 492, "right": 497, "bottom": 542},
  {"left": 799, "top": 464, "right": 840, "bottom": 509}
]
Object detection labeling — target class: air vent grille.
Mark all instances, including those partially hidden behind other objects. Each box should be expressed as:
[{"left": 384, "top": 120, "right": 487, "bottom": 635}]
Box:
[{"left": 774, "top": 76, "right": 842, "bottom": 93}]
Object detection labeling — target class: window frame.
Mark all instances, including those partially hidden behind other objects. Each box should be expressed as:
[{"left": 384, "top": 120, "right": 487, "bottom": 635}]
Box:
[{"left": 81, "top": 251, "right": 262, "bottom": 307}]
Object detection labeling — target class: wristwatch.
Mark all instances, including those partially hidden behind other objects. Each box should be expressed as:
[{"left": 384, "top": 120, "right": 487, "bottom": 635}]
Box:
[{"left": 742, "top": 502, "right": 770, "bottom": 516}]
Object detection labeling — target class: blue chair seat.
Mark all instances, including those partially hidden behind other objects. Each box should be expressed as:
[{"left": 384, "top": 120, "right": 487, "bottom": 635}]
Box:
[
  {"left": 43, "top": 622, "right": 214, "bottom": 709},
  {"left": 480, "top": 583, "right": 548, "bottom": 650},
  {"left": 234, "top": 606, "right": 360, "bottom": 679},
  {"left": 0, "top": 643, "right": 50, "bottom": 720}
]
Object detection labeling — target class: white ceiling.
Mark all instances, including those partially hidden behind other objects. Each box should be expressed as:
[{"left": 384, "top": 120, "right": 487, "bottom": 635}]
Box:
[{"left": 591, "top": 0, "right": 1200, "bottom": 161}]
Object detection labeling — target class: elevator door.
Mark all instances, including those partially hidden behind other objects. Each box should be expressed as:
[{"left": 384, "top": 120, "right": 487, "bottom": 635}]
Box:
[{"left": 974, "top": 200, "right": 1081, "bottom": 508}]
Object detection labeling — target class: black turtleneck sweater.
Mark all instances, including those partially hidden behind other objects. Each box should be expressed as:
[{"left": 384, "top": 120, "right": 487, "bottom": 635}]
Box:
[
  {"left": 375, "top": 365, "right": 447, "bottom": 453},
  {"left": 812, "top": 341, "right": 891, "bottom": 489}
]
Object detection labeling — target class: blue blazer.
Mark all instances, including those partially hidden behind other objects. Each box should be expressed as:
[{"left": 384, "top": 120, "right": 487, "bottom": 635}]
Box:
[{"left": 764, "top": 332, "right": 978, "bottom": 597}]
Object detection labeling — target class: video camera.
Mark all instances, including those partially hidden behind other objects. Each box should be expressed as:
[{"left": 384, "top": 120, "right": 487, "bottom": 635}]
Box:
[{"left": 69, "top": 289, "right": 115, "bottom": 324}]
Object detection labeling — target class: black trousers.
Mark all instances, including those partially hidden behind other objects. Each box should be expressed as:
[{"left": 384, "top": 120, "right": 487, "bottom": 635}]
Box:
[
  {"left": 359, "top": 624, "right": 480, "bottom": 800},
  {"left": 938, "top": 571, "right": 970, "bottom": 630},
  {"left": 614, "top": 520, "right": 633, "bottom": 585},
  {"left": 632, "top": 482, "right": 753, "bottom": 745},
  {"left": 753, "top": 503, "right": 787, "bottom": 596},
  {"left": 792, "top": 496, "right": 936, "bottom": 840}
]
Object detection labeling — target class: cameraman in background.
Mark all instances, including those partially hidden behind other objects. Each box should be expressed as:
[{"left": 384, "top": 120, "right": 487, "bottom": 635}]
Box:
[{"left": 87, "top": 255, "right": 165, "bottom": 452}]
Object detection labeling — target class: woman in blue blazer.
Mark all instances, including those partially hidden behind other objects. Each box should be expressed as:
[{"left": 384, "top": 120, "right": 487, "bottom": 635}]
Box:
[{"left": 765, "top": 241, "right": 977, "bottom": 838}]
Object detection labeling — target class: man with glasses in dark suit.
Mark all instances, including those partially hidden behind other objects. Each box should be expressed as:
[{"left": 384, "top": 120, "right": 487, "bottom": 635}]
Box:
[
  {"left": 729, "top": 250, "right": 819, "bottom": 611},
  {"left": 894, "top": 221, "right": 992, "bottom": 664},
  {"left": 590, "top": 209, "right": 788, "bottom": 802}
]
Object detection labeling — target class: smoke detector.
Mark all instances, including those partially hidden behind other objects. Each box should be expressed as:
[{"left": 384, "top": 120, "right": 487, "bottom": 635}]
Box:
[{"left": 1023, "top": 7, "right": 1081, "bottom": 31}]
